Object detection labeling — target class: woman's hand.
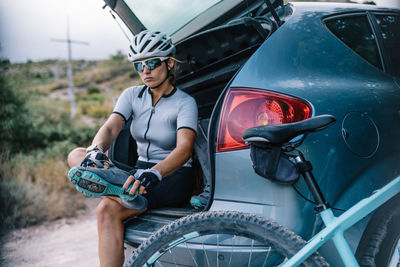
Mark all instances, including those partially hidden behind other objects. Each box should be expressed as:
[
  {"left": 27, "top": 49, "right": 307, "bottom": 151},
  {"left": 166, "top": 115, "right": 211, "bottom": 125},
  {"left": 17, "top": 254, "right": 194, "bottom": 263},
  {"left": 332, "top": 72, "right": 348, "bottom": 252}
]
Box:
[
  {"left": 123, "top": 169, "right": 162, "bottom": 195},
  {"left": 123, "top": 172, "right": 145, "bottom": 195},
  {"left": 123, "top": 175, "right": 145, "bottom": 195},
  {"left": 136, "top": 169, "right": 162, "bottom": 191}
]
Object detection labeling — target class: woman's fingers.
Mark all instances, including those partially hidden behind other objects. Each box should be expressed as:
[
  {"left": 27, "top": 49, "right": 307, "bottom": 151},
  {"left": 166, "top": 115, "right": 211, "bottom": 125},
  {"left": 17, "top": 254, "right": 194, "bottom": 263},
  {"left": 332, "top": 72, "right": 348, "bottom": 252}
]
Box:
[
  {"left": 139, "top": 186, "right": 147, "bottom": 195},
  {"left": 123, "top": 174, "right": 148, "bottom": 195},
  {"left": 122, "top": 175, "right": 135, "bottom": 191},
  {"left": 129, "top": 180, "right": 142, "bottom": 195}
]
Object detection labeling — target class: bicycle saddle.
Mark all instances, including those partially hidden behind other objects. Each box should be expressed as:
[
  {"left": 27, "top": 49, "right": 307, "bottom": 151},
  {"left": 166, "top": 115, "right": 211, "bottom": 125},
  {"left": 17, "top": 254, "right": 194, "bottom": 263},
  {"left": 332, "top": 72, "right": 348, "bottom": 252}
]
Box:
[{"left": 242, "top": 114, "right": 336, "bottom": 145}]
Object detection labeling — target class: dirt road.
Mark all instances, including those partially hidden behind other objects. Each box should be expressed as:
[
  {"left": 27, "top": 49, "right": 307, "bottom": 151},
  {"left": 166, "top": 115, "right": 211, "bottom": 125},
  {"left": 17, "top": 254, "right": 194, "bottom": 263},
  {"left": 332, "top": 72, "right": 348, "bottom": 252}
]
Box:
[{"left": 2, "top": 198, "right": 101, "bottom": 267}]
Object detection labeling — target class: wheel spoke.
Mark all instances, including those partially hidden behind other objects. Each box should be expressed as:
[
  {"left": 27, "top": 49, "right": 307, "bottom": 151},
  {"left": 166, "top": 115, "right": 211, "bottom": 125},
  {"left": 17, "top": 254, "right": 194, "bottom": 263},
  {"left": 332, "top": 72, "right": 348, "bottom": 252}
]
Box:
[
  {"left": 262, "top": 246, "right": 272, "bottom": 267},
  {"left": 248, "top": 239, "right": 254, "bottom": 267},
  {"left": 201, "top": 235, "right": 211, "bottom": 267},
  {"left": 228, "top": 235, "right": 236, "bottom": 267},
  {"left": 168, "top": 249, "right": 178, "bottom": 267},
  {"left": 185, "top": 241, "right": 199, "bottom": 267},
  {"left": 217, "top": 234, "right": 219, "bottom": 267}
]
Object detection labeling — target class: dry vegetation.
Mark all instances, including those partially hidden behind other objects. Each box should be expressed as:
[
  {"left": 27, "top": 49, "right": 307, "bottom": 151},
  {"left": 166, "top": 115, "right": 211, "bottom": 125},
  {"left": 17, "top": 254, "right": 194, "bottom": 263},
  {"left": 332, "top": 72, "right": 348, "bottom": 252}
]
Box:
[{"left": 0, "top": 51, "right": 141, "bottom": 233}]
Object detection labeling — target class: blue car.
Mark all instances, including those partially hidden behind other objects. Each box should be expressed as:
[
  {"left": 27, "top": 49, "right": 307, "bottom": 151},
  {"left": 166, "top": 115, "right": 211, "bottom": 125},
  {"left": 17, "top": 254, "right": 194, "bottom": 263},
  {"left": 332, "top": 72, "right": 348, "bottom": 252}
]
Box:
[{"left": 103, "top": 0, "right": 400, "bottom": 265}]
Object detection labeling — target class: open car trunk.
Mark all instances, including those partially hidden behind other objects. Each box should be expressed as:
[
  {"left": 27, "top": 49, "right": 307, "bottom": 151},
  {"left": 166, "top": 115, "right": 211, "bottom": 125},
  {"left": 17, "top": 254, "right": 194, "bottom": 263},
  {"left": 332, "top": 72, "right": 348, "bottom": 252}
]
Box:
[{"left": 108, "top": 17, "right": 272, "bottom": 247}]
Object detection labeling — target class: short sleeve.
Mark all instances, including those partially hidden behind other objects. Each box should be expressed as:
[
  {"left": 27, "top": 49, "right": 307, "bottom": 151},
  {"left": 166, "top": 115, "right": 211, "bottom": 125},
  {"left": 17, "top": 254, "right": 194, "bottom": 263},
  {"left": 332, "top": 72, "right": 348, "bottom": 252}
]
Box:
[
  {"left": 113, "top": 88, "right": 134, "bottom": 122},
  {"left": 177, "top": 96, "right": 198, "bottom": 134}
]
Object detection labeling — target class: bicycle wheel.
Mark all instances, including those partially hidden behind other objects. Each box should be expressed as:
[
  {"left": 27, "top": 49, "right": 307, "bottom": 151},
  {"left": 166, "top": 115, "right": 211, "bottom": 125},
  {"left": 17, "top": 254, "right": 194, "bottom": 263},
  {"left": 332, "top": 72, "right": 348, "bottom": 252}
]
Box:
[
  {"left": 126, "top": 210, "right": 328, "bottom": 267},
  {"left": 356, "top": 193, "right": 400, "bottom": 267}
]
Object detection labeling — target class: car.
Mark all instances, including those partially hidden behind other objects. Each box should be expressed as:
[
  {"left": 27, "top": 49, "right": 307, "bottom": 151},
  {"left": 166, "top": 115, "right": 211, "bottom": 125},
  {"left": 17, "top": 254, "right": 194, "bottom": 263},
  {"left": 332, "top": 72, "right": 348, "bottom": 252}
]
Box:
[{"left": 103, "top": 0, "right": 400, "bottom": 265}]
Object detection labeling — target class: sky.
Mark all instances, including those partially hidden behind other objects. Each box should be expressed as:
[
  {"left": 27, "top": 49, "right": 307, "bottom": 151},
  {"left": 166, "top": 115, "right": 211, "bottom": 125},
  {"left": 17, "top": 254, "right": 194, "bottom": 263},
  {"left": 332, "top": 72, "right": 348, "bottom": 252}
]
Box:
[
  {"left": 0, "top": 0, "right": 132, "bottom": 63},
  {"left": 0, "top": 0, "right": 399, "bottom": 63}
]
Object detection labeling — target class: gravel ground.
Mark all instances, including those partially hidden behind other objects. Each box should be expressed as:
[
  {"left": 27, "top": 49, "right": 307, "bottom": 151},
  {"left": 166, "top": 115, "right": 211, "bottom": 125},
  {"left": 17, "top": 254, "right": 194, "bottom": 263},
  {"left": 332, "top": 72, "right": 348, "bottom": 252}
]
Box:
[{"left": 1, "top": 198, "right": 101, "bottom": 267}]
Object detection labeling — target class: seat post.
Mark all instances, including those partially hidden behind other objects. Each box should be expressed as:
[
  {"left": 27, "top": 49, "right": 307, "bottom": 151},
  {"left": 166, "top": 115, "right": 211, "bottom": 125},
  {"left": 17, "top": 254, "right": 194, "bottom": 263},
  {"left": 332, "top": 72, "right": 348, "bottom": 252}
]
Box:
[{"left": 294, "top": 152, "right": 329, "bottom": 211}]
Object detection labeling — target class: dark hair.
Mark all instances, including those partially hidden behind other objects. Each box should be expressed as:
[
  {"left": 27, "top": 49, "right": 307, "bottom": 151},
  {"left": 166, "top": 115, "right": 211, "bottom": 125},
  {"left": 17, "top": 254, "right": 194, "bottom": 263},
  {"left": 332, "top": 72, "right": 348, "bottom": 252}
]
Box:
[
  {"left": 168, "top": 67, "right": 176, "bottom": 86},
  {"left": 167, "top": 56, "right": 180, "bottom": 86}
]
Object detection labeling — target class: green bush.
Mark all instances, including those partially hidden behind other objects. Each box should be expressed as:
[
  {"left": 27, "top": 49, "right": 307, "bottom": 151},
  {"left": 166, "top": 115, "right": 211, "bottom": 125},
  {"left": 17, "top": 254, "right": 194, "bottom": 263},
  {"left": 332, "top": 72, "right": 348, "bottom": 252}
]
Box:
[
  {"left": 0, "top": 60, "right": 33, "bottom": 153},
  {"left": 0, "top": 63, "right": 97, "bottom": 152},
  {"left": 87, "top": 103, "right": 112, "bottom": 118},
  {"left": 129, "top": 70, "right": 138, "bottom": 78},
  {"left": 67, "top": 125, "right": 98, "bottom": 146},
  {"left": 87, "top": 86, "right": 100, "bottom": 94},
  {"left": 110, "top": 50, "right": 125, "bottom": 61},
  {"left": 76, "top": 92, "right": 105, "bottom": 102}
]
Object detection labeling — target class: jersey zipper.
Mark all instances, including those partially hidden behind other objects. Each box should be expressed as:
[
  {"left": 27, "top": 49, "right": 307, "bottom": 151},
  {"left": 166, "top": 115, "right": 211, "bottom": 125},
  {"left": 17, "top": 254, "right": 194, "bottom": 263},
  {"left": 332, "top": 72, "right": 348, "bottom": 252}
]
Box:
[{"left": 143, "top": 98, "right": 161, "bottom": 161}]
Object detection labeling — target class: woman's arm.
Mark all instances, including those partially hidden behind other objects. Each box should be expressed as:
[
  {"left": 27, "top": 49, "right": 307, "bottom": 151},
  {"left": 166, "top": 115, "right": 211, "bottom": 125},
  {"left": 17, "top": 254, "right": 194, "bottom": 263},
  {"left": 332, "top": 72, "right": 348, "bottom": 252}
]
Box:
[
  {"left": 152, "top": 128, "right": 196, "bottom": 177},
  {"left": 91, "top": 113, "right": 125, "bottom": 151},
  {"left": 125, "top": 128, "right": 196, "bottom": 195}
]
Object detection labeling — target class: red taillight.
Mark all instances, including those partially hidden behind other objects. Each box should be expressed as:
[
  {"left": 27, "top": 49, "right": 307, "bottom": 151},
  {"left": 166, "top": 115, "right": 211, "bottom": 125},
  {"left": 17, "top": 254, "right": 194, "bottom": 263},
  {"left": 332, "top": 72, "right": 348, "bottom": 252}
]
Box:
[{"left": 216, "top": 87, "right": 312, "bottom": 152}]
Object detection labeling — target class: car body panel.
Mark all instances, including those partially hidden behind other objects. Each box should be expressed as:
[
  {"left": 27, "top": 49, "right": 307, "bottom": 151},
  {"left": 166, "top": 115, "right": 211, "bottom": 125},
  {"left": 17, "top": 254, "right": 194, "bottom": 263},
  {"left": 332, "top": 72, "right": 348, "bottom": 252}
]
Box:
[
  {"left": 213, "top": 150, "right": 311, "bottom": 235},
  {"left": 210, "top": 3, "right": 400, "bottom": 262},
  {"left": 228, "top": 3, "right": 400, "bottom": 206}
]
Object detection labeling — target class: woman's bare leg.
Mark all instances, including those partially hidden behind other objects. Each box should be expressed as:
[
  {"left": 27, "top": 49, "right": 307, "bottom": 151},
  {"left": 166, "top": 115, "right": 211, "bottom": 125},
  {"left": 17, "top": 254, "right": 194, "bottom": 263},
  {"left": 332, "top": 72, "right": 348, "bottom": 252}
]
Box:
[
  {"left": 68, "top": 148, "right": 143, "bottom": 266},
  {"left": 96, "top": 197, "right": 146, "bottom": 267},
  {"left": 67, "top": 147, "right": 87, "bottom": 167}
]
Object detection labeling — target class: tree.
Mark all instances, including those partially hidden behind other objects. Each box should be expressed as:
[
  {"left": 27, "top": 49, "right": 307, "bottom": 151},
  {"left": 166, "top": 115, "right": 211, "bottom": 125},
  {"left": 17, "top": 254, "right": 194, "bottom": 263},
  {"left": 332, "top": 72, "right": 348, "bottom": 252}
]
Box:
[{"left": 0, "top": 59, "right": 33, "bottom": 153}]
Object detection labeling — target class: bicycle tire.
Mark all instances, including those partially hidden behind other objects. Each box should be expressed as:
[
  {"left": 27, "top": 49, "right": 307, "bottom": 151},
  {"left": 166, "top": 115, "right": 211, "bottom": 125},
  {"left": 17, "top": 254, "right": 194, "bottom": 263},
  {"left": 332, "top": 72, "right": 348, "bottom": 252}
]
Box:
[
  {"left": 356, "top": 193, "right": 400, "bottom": 267},
  {"left": 126, "top": 210, "right": 329, "bottom": 267}
]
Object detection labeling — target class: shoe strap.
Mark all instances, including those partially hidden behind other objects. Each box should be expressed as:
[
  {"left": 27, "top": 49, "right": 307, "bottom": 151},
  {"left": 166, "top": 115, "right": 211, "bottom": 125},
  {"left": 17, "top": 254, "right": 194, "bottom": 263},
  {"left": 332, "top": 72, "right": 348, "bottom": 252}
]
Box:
[{"left": 87, "top": 158, "right": 115, "bottom": 169}]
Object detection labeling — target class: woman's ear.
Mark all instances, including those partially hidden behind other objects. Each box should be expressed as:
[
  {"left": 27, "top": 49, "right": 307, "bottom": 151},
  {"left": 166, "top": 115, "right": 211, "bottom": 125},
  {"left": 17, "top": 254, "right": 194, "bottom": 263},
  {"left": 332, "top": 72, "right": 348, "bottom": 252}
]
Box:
[{"left": 167, "top": 58, "right": 175, "bottom": 70}]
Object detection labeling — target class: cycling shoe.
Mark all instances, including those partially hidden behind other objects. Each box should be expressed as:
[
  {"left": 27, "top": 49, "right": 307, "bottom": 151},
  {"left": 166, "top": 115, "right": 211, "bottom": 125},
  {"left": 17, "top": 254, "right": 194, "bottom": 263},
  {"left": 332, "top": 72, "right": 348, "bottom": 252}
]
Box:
[
  {"left": 68, "top": 166, "right": 140, "bottom": 201},
  {"left": 120, "top": 196, "right": 148, "bottom": 211},
  {"left": 190, "top": 184, "right": 210, "bottom": 210}
]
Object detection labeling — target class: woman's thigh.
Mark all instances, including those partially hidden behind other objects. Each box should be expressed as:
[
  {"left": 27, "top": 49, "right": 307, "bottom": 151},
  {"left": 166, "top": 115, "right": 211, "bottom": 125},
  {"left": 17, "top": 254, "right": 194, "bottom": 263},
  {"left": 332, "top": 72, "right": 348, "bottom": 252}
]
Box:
[
  {"left": 143, "top": 167, "right": 194, "bottom": 209},
  {"left": 97, "top": 197, "right": 146, "bottom": 221}
]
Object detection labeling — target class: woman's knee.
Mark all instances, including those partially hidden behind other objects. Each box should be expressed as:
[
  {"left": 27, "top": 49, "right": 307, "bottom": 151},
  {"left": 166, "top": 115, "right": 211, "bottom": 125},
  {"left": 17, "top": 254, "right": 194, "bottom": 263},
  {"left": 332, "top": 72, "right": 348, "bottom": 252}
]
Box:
[
  {"left": 67, "top": 147, "right": 86, "bottom": 167},
  {"left": 96, "top": 198, "right": 123, "bottom": 222}
]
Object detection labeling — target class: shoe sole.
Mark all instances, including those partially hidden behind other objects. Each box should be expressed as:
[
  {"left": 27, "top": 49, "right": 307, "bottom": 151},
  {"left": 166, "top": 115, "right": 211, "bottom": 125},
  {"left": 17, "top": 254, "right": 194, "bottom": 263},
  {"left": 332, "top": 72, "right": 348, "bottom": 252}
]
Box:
[{"left": 68, "top": 167, "right": 137, "bottom": 201}]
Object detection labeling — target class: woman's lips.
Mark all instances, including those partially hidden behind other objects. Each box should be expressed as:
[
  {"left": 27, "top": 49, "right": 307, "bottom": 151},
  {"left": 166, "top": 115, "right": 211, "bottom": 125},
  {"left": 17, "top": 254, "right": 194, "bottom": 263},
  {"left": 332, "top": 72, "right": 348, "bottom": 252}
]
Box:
[{"left": 144, "top": 77, "right": 153, "bottom": 82}]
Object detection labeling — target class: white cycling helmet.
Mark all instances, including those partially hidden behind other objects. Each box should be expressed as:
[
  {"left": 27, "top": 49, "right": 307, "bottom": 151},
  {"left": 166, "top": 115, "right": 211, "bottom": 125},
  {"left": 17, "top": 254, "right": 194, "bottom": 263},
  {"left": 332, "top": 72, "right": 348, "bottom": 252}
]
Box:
[{"left": 128, "top": 30, "right": 176, "bottom": 62}]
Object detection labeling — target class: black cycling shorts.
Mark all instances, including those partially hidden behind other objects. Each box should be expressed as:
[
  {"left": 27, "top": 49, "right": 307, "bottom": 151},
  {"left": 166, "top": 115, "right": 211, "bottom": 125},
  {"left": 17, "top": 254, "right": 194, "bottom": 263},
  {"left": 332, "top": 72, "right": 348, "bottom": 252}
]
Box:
[{"left": 134, "top": 161, "right": 194, "bottom": 209}]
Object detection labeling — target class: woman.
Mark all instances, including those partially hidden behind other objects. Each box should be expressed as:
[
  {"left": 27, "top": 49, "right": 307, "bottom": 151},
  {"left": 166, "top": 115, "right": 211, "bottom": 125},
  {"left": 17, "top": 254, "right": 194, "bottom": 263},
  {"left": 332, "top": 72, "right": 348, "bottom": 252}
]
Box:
[{"left": 67, "top": 30, "right": 198, "bottom": 267}]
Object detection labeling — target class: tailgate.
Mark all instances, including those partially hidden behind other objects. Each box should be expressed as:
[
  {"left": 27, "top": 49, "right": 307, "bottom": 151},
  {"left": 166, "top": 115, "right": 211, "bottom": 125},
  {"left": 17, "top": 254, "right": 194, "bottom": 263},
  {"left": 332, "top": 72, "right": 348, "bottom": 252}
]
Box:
[{"left": 124, "top": 207, "right": 199, "bottom": 246}]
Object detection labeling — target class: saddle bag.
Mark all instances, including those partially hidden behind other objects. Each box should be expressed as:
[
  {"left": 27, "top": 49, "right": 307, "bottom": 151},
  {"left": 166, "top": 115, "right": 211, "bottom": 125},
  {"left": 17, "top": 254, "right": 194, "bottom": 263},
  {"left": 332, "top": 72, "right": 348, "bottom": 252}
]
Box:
[{"left": 249, "top": 145, "right": 299, "bottom": 184}]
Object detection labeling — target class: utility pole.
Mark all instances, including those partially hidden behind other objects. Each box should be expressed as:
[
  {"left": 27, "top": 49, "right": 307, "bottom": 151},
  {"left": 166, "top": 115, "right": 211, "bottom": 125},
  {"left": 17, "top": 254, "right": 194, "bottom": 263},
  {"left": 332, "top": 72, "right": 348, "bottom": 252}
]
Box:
[
  {"left": 51, "top": 17, "right": 89, "bottom": 118},
  {"left": 53, "top": 59, "right": 60, "bottom": 81}
]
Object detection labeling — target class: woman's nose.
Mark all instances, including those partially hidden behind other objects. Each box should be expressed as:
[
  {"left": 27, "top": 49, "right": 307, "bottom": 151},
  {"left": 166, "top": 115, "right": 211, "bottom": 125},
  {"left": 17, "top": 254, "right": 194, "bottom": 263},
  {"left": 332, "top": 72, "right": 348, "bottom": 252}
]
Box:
[{"left": 143, "top": 65, "right": 151, "bottom": 73}]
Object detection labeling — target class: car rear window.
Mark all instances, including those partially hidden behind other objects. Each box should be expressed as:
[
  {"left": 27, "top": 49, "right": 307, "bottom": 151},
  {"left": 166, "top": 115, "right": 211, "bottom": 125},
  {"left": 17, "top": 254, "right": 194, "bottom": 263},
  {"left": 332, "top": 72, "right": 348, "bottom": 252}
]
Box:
[
  {"left": 123, "top": 0, "right": 221, "bottom": 35},
  {"left": 374, "top": 14, "right": 400, "bottom": 77},
  {"left": 325, "top": 15, "right": 382, "bottom": 70}
]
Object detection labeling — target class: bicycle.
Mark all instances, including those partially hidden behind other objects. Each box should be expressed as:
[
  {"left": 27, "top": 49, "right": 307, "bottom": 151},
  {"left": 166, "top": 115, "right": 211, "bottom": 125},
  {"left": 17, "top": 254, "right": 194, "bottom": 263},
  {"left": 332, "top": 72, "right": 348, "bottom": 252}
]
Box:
[{"left": 125, "top": 115, "right": 400, "bottom": 267}]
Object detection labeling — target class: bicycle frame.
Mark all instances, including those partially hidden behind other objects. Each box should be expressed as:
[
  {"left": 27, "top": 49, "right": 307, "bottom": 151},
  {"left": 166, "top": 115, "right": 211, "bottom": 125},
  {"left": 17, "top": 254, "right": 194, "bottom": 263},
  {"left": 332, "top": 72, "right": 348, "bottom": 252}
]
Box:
[{"left": 280, "top": 175, "right": 400, "bottom": 267}]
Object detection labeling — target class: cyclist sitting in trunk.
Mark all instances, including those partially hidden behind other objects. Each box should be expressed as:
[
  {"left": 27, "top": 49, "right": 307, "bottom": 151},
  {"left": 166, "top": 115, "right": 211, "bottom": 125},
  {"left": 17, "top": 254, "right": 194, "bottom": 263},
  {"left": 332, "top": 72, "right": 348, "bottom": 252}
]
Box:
[{"left": 67, "top": 30, "right": 198, "bottom": 267}]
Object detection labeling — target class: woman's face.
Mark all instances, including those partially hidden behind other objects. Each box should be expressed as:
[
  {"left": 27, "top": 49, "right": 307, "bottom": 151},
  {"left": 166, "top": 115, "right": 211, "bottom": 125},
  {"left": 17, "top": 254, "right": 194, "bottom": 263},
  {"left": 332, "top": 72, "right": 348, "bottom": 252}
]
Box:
[{"left": 136, "top": 57, "right": 174, "bottom": 88}]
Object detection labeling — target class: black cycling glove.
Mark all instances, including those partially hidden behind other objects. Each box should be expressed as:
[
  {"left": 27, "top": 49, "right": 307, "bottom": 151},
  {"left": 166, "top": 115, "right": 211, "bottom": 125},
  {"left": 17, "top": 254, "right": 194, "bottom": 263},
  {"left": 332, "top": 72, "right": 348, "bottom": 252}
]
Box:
[{"left": 135, "top": 169, "right": 162, "bottom": 191}]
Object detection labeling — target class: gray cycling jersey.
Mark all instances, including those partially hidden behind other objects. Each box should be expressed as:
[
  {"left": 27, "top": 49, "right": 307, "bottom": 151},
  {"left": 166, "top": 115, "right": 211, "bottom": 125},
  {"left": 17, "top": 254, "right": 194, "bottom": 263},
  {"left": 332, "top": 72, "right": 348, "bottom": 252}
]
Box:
[{"left": 113, "top": 86, "right": 198, "bottom": 165}]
